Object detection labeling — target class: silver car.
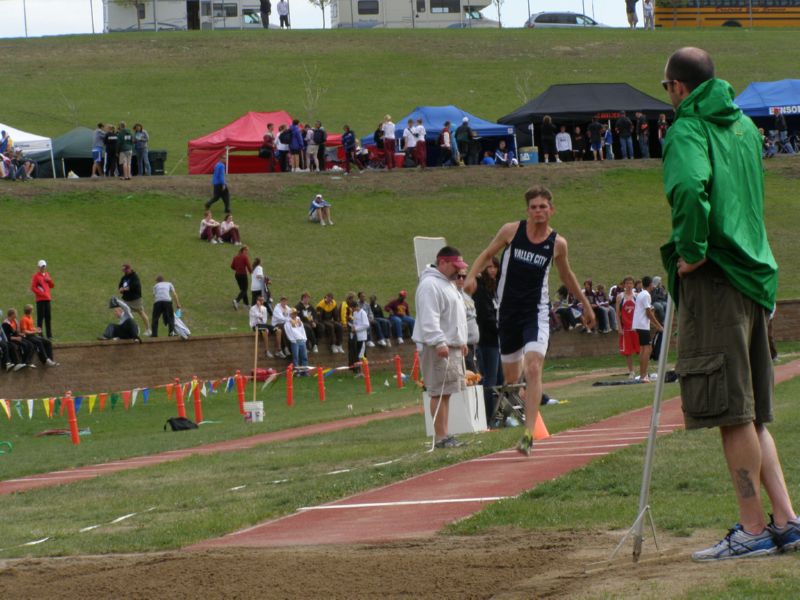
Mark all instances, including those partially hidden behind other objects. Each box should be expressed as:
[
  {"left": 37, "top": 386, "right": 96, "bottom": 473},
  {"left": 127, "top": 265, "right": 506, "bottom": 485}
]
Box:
[{"left": 524, "top": 12, "right": 608, "bottom": 28}]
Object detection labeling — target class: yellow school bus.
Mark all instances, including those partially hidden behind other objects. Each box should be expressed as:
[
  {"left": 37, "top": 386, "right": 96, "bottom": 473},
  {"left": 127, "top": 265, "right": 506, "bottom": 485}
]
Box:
[{"left": 656, "top": 0, "right": 800, "bottom": 28}]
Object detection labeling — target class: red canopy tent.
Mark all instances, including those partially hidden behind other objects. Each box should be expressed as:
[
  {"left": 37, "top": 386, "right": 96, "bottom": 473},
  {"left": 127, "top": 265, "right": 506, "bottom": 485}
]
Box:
[{"left": 188, "top": 111, "right": 342, "bottom": 174}]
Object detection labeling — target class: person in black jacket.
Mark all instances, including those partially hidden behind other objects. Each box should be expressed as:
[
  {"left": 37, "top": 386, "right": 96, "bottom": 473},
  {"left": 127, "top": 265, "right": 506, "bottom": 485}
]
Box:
[
  {"left": 472, "top": 256, "right": 504, "bottom": 423},
  {"left": 118, "top": 263, "right": 151, "bottom": 336},
  {"left": 99, "top": 298, "right": 141, "bottom": 342}
]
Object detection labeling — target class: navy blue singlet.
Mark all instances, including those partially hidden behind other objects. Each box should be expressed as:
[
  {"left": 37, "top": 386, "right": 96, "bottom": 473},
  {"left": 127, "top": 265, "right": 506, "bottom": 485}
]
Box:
[{"left": 497, "top": 222, "right": 556, "bottom": 327}]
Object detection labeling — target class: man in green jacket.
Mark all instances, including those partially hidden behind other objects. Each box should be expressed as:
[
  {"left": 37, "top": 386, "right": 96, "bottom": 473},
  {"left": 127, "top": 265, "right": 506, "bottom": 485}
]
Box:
[{"left": 661, "top": 47, "right": 798, "bottom": 561}]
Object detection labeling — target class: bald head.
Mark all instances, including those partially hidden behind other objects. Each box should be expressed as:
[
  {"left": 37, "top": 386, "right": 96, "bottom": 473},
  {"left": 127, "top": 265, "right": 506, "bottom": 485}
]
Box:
[{"left": 665, "top": 47, "right": 715, "bottom": 92}]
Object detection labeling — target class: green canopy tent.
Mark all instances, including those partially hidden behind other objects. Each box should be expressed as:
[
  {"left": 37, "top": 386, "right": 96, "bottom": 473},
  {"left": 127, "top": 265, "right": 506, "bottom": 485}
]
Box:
[{"left": 29, "top": 126, "right": 94, "bottom": 178}]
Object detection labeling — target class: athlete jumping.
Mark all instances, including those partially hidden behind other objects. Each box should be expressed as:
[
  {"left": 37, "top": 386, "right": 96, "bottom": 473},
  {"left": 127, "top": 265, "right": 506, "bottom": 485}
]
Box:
[{"left": 465, "top": 185, "right": 595, "bottom": 455}]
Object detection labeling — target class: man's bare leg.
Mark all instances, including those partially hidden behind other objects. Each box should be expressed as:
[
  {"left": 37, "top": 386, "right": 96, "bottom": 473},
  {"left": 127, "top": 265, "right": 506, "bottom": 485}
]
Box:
[
  {"left": 721, "top": 423, "right": 767, "bottom": 534},
  {"left": 523, "top": 351, "right": 545, "bottom": 437},
  {"left": 431, "top": 394, "right": 450, "bottom": 441},
  {"left": 639, "top": 344, "right": 651, "bottom": 380},
  {"left": 756, "top": 423, "right": 797, "bottom": 527}
]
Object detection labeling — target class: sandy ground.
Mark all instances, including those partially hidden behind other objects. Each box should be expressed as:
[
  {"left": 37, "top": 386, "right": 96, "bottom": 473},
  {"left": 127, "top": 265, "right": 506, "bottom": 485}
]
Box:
[{"left": 2, "top": 528, "right": 798, "bottom": 599}]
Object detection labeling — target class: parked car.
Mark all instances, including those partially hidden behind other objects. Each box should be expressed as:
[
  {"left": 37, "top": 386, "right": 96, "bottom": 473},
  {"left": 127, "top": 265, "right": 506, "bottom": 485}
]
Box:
[{"left": 524, "top": 12, "right": 608, "bottom": 28}]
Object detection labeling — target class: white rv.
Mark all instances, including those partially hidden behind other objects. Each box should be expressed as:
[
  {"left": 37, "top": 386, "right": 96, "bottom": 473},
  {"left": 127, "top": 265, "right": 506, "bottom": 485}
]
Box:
[
  {"left": 103, "top": 0, "right": 267, "bottom": 32},
  {"left": 330, "top": 0, "right": 496, "bottom": 29}
]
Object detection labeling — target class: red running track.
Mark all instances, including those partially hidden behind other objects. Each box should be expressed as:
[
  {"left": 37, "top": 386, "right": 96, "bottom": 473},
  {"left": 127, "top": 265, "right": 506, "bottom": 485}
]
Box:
[{"left": 190, "top": 359, "right": 800, "bottom": 549}]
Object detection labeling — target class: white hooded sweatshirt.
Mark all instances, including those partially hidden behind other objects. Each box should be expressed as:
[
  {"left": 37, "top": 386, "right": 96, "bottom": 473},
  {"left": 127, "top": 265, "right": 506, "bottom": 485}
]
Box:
[{"left": 412, "top": 265, "right": 467, "bottom": 348}]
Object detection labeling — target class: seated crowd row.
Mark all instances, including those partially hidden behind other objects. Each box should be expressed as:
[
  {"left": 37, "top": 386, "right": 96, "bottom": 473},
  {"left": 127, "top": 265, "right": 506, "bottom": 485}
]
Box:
[{"left": 0, "top": 306, "right": 59, "bottom": 372}]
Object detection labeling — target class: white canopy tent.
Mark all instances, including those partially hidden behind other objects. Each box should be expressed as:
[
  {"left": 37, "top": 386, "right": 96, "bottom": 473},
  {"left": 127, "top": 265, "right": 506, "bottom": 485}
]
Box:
[{"left": 0, "top": 122, "right": 56, "bottom": 178}]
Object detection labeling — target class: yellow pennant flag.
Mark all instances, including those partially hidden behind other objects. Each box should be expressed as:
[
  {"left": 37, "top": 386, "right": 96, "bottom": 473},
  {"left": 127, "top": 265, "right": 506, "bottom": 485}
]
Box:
[
  {"left": 88, "top": 394, "right": 97, "bottom": 414},
  {"left": 43, "top": 398, "right": 51, "bottom": 418},
  {"left": 0, "top": 399, "right": 10, "bottom": 420}
]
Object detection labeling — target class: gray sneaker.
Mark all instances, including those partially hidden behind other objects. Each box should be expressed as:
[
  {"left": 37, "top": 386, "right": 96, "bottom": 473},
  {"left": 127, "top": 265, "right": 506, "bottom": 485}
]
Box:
[
  {"left": 692, "top": 524, "right": 778, "bottom": 561},
  {"left": 768, "top": 516, "right": 800, "bottom": 552},
  {"left": 434, "top": 436, "right": 463, "bottom": 449}
]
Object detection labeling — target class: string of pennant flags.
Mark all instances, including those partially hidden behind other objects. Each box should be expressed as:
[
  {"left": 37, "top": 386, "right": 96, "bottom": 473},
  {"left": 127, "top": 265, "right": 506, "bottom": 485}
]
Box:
[{"left": 0, "top": 353, "right": 420, "bottom": 423}]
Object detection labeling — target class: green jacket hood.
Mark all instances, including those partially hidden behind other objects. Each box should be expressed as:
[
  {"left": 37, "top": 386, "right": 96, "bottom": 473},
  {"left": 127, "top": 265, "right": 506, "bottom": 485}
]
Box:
[{"left": 675, "top": 78, "right": 741, "bottom": 128}]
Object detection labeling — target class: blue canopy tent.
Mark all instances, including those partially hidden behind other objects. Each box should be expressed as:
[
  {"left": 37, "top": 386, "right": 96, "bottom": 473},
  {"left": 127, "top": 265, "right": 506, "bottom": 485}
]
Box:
[
  {"left": 361, "top": 105, "right": 516, "bottom": 166},
  {"left": 734, "top": 79, "right": 800, "bottom": 118}
]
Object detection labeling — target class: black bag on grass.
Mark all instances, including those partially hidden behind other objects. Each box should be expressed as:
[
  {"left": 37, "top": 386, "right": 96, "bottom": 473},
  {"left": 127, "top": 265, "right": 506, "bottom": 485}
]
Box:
[{"left": 164, "top": 417, "right": 198, "bottom": 431}]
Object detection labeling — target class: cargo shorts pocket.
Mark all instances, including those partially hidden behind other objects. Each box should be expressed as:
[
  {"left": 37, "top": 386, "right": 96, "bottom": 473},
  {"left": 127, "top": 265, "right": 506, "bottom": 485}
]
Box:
[{"left": 675, "top": 353, "right": 728, "bottom": 418}]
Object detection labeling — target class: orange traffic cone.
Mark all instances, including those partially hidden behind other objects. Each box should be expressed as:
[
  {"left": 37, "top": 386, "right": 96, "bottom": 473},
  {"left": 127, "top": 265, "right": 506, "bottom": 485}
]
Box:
[{"left": 533, "top": 412, "right": 550, "bottom": 440}]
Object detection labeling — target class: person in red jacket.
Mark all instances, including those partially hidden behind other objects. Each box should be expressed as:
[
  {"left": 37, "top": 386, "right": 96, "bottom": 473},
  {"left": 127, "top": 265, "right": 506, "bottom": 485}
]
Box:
[
  {"left": 31, "top": 259, "right": 54, "bottom": 339},
  {"left": 230, "top": 245, "right": 252, "bottom": 310}
]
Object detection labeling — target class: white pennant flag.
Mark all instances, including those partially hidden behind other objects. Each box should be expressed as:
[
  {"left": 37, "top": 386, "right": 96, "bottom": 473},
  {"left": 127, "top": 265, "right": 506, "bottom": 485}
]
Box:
[
  {"left": 131, "top": 389, "right": 139, "bottom": 407},
  {"left": 27, "top": 399, "right": 34, "bottom": 419}
]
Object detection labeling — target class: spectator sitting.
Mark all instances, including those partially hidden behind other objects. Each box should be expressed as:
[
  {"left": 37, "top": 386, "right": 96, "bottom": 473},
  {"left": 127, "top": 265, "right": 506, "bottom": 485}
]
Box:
[
  {"left": 583, "top": 279, "right": 610, "bottom": 333},
  {"left": 308, "top": 194, "right": 334, "bottom": 226},
  {"left": 12, "top": 149, "right": 36, "bottom": 180},
  {"left": 19, "top": 304, "right": 58, "bottom": 366},
  {"left": 759, "top": 128, "right": 776, "bottom": 159},
  {"left": 271, "top": 296, "right": 292, "bottom": 359},
  {"left": 316, "top": 292, "right": 345, "bottom": 353},
  {"left": 651, "top": 276, "right": 668, "bottom": 324},
  {"left": 2, "top": 308, "right": 36, "bottom": 369},
  {"left": 367, "top": 294, "right": 392, "bottom": 347},
  {"left": 295, "top": 292, "right": 321, "bottom": 353},
  {"left": 99, "top": 297, "right": 141, "bottom": 342},
  {"left": 553, "top": 285, "right": 578, "bottom": 331},
  {"left": 494, "top": 141, "right": 519, "bottom": 167},
  {"left": 199, "top": 210, "right": 222, "bottom": 244},
  {"left": 0, "top": 130, "right": 11, "bottom": 154},
  {"left": 358, "top": 291, "right": 388, "bottom": 347},
  {"left": 384, "top": 290, "right": 415, "bottom": 344},
  {"left": 594, "top": 284, "right": 617, "bottom": 331},
  {"left": 480, "top": 151, "right": 495, "bottom": 166},
  {"left": 284, "top": 308, "right": 309, "bottom": 373},
  {"left": 219, "top": 213, "right": 241, "bottom": 245},
  {"left": 0, "top": 310, "right": 13, "bottom": 371}
]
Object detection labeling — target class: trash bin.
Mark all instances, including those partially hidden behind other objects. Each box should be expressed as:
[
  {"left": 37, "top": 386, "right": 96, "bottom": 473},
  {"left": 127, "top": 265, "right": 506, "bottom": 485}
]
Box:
[
  {"left": 519, "top": 146, "right": 538, "bottom": 166},
  {"left": 148, "top": 150, "right": 168, "bottom": 175}
]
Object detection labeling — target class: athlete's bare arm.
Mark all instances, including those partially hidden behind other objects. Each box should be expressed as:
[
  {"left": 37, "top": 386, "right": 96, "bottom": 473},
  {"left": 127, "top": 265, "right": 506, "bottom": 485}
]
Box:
[
  {"left": 464, "top": 222, "right": 517, "bottom": 295},
  {"left": 553, "top": 234, "right": 596, "bottom": 330}
]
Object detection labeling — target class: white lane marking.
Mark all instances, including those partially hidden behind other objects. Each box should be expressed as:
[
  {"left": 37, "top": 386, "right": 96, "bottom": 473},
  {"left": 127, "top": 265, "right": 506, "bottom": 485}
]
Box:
[
  {"left": 298, "top": 497, "right": 509, "bottom": 511},
  {"left": 23, "top": 537, "right": 50, "bottom": 546},
  {"left": 326, "top": 469, "right": 352, "bottom": 475},
  {"left": 110, "top": 512, "right": 137, "bottom": 524},
  {"left": 228, "top": 485, "right": 247, "bottom": 491},
  {"left": 80, "top": 524, "right": 101, "bottom": 532},
  {"left": 473, "top": 452, "right": 613, "bottom": 461}
]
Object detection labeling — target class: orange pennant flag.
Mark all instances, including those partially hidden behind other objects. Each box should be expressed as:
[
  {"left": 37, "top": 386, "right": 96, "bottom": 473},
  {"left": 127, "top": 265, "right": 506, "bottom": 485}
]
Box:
[
  {"left": 98, "top": 393, "right": 108, "bottom": 411},
  {"left": 122, "top": 390, "right": 131, "bottom": 410},
  {"left": 166, "top": 383, "right": 174, "bottom": 401},
  {"left": 49, "top": 398, "right": 56, "bottom": 419}
]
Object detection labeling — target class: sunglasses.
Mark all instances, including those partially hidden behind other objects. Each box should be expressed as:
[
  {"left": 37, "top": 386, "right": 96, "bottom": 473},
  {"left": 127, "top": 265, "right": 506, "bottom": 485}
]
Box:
[
  {"left": 456, "top": 274, "right": 467, "bottom": 280},
  {"left": 661, "top": 79, "right": 676, "bottom": 91}
]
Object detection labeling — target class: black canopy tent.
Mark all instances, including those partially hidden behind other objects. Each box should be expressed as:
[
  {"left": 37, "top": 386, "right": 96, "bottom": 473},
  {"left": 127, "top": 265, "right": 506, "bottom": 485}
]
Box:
[{"left": 498, "top": 83, "right": 674, "bottom": 159}]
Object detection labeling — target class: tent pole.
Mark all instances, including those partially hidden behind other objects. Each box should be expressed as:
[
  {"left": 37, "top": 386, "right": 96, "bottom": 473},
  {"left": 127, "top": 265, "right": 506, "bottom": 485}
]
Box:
[
  {"left": 61, "top": 157, "right": 66, "bottom": 178},
  {"left": 50, "top": 147, "right": 56, "bottom": 179},
  {"left": 225, "top": 146, "right": 230, "bottom": 173}
]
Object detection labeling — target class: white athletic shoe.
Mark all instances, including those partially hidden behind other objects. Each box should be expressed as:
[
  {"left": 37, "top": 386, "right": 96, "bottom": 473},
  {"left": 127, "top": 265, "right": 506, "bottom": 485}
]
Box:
[
  {"left": 312, "top": 345, "right": 319, "bottom": 353},
  {"left": 396, "top": 337, "right": 404, "bottom": 344},
  {"left": 144, "top": 329, "right": 152, "bottom": 337},
  {"left": 367, "top": 341, "right": 375, "bottom": 347},
  {"left": 378, "top": 339, "right": 387, "bottom": 347},
  {"left": 46, "top": 358, "right": 59, "bottom": 367}
]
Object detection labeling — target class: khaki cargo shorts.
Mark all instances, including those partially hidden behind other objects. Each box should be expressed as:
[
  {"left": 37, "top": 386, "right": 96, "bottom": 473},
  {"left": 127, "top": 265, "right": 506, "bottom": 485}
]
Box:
[
  {"left": 676, "top": 261, "right": 773, "bottom": 430},
  {"left": 421, "top": 345, "right": 466, "bottom": 398}
]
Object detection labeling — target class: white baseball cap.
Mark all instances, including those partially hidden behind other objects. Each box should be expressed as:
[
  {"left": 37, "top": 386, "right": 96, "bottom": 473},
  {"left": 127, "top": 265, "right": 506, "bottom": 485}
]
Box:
[{"left": 37, "top": 259, "right": 47, "bottom": 268}]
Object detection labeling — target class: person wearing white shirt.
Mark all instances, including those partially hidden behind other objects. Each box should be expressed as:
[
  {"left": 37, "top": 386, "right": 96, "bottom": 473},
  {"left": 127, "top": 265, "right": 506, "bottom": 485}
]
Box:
[
  {"left": 277, "top": 0, "right": 289, "bottom": 28},
  {"left": 555, "top": 125, "right": 573, "bottom": 163},
  {"left": 381, "top": 115, "right": 396, "bottom": 170},
  {"left": 284, "top": 309, "right": 309, "bottom": 372},
  {"left": 151, "top": 275, "right": 180, "bottom": 338},
  {"left": 271, "top": 296, "right": 292, "bottom": 358},
  {"left": 351, "top": 302, "right": 370, "bottom": 374},
  {"left": 632, "top": 275, "right": 663, "bottom": 382},
  {"left": 412, "top": 118, "right": 427, "bottom": 169},
  {"left": 250, "top": 258, "right": 266, "bottom": 305},
  {"left": 249, "top": 295, "right": 276, "bottom": 358}
]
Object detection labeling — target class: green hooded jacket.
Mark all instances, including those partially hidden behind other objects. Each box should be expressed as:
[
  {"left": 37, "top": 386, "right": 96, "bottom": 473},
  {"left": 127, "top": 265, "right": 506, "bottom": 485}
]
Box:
[{"left": 660, "top": 78, "right": 777, "bottom": 311}]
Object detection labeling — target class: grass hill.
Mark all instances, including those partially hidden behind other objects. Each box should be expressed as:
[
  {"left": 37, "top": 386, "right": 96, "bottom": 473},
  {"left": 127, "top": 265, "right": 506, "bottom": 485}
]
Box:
[{"left": 2, "top": 28, "right": 797, "bottom": 172}]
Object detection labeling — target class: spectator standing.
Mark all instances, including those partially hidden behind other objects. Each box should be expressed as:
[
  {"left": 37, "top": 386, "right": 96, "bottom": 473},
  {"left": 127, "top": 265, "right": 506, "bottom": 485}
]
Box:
[
  {"left": 117, "top": 121, "right": 134, "bottom": 180},
  {"left": 151, "top": 275, "right": 181, "bottom": 338},
  {"left": 539, "top": 115, "right": 557, "bottom": 163},
  {"left": 31, "top": 259, "right": 54, "bottom": 339},
  {"left": 657, "top": 113, "right": 669, "bottom": 152},
  {"left": 20, "top": 305, "right": 58, "bottom": 366},
  {"left": 636, "top": 111, "right": 650, "bottom": 158},
  {"left": 472, "top": 256, "right": 503, "bottom": 423},
  {"left": 119, "top": 263, "right": 151, "bottom": 335},
  {"left": 296, "top": 292, "right": 321, "bottom": 353},
  {"left": 412, "top": 246, "right": 469, "bottom": 449},
  {"left": 773, "top": 108, "right": 795, "bottom": 154},
  {"left": 572, "top": 126, "right": 586, "bottom": 161},
  {"left": 555, "top": 125, "right": 572, "bottom": 163},
  {"left": 92, "top": 122, "right": 105, "bottom": 177},
  {"left": 439, "top": 121, "right": 454, "bottom": 166},
  {"left": 277, "top": 0, "right": 289, "bottom": 27},
  {"left": 276, "top": 125, "right": 291, "bottom": 172},
  {"left": 284, "top": 309, "right": 309, "bottom": 371},
  {"left": 288, "top": 119, "right": 303, "bottom": 172},
  {"left": 132, "top": 123, "right": 151, "bottom": 176},
  {"left": 643, "top": 0, "right": 654, "bottom": 29},
  {"left": 261, "top": 123, "right": 278, "bottom": 172},
  {"left": 205, "top": 154, "right": 230, "bottom": 213},
  {"left": 662, "top": 47, "right": 799, "bottom": 560},
  {"left": 402, "top": 118, "right": 417, "bottom": 165},
  {"left": 587, "top": 118, "right": 604, "bottom": 161},
  {"left": 602, "top": 125, "right": 615, "bottom": 160},
  {"left": 385, "top": 290, "right": 415, "bottom": 344},
  {"left": 626, "top": 0, "right": 639, "bottom": 28},
  {"left": 454, "top": 117, "right": 472, "bottom": 165},
  {"left": 351, "top": 299, "right": 370, "bottom": 375},
  {"left": 306, "top": 123, "right": 320, "bottom": 172},
  {"left": 250, "top": 257, "right": 266, "bottom": 305},
  {"left": 616, "top": 111, "right": 634, "bottom": 159},
  {"left": 260, "top": 0, "right": 271, "bottom": 27},
  {"left": 615, "top": 276, "right": 639, "bottom": 379},
  {"left": 314, "top": 121, "right": 327, "bottom": 171},
  {"left": 631, "top": 275, "right": 662, "bottom": 381},
  {"left": 104, "top": 124, "right": 119, "bottom": 177},
  {"left": 455, "top": 266, "right": 479, "bottom": 372},
  {"left": 413, "top": 118, "right": 427, "bottom": 169},
  {"left": 231, "top": 246, "right": 252, "bottom": 310},
  {"left": 382, "top": 114, "right": 396, "bottom": 170},
  {"left": 342, "top": 125, "right": 363, "bottom": 173},
  {"left": 0, "top": 130, "right": 11, "bottom": 154}
]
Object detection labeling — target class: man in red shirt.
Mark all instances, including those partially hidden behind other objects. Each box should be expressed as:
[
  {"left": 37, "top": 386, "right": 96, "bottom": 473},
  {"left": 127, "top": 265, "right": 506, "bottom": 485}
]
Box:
[
  {"left": 230, "top": 246, "right": 252, "bottom": 310},
  {"left": 30, "top": 259, "right": 54, "bottom": 339},
  {"left": 384, "top": 290, "right": 415, "bottom": 344}
]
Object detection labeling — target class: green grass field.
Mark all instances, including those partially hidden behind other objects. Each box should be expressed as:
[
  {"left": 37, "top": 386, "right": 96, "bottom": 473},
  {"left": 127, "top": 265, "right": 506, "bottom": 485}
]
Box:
[{"left": 1, "top": 28, "right": 797, "bottom": 174}]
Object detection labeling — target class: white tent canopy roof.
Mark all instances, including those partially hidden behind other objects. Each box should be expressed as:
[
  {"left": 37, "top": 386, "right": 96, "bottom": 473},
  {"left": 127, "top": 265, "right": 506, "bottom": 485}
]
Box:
[{"left": 0, "top": 122, "right": 53, "bottom": 153}]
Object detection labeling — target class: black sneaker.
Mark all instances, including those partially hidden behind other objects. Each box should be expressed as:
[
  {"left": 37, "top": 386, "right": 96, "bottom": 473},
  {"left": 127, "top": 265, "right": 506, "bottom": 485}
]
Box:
[{"left": 434, "top": 436, "right": 463, "bottom": 449}]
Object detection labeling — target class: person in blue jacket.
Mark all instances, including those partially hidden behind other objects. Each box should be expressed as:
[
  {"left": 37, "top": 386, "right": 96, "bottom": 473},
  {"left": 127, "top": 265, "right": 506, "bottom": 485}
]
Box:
[{"left": 205, "top": 154, "right": 230, "bottom": 213}]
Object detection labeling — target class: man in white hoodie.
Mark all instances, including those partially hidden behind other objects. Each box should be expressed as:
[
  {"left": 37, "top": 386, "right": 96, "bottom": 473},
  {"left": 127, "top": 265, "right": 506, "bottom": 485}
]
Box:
[{"left": 412, "top": 246, "right": 469, "bottom": 449}]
